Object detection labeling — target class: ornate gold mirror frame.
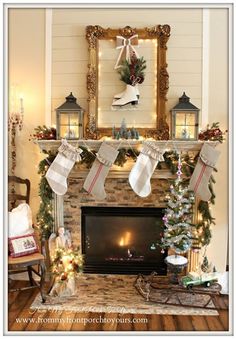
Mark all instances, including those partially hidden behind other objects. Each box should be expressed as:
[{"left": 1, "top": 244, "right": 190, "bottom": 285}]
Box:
[{"left": 85, "top": 25, "right": 171, "bottom": 140}]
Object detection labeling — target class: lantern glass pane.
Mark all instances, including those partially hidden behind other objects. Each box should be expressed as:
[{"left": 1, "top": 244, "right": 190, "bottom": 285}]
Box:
[
  {"left": 69, "top": 126, "right": 79, "bottom": 138},
  {"left": 175, "top": 112, "right": 186, "bottom": 125},
  {"left": 175, "top": 125, "right": 195, "bottom": 139},
  {"left": 60, "top": 126, "right": 69, "bottom": 138},
  {"left": 188, "top": 126, "right": 196, "bottom": 139},
  {"left": 69, "top": 113, "right": 79, "bottom": 125},
  {"left": 60, "top": 125, "right": 79, "bottom": 138},
  {"left": 175, "top": 126, "right": 184, "bottom": 139},
  {"left": 60, "top": 113, "right": 69, "bottom": 125},
  {"left": 185, "top": 113, "right": 196, "bottom": 125}
]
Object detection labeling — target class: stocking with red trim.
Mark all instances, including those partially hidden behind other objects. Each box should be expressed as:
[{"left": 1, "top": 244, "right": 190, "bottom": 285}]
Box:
[
  {"left": 189, "top": 143, "right": 220, "bottom": 201},
  {"left": 83, "top": 142, "right": 119, "bottom": 200}
]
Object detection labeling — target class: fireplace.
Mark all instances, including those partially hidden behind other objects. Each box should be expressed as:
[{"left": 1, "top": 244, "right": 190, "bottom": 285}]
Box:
[{"left": 81, "top": 206, "right": 167, "bottom": 275}]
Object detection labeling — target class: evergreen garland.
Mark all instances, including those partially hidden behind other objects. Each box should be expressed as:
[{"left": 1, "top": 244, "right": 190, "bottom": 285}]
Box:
[
  {"left": 37, "top": 147, "right": 216, "bottom": 247},
  {"left": 30, "top": 125, "right": 56, "bottom": 140},
  {"left": 118, "top": 54, "right": 147, "bottom": 85},
  {"left": 198, "top": 122, "right": 227, "bottom": 143},
  {"left": 115, "top": 148, "right": 139, "bottom": 167},
  {"left": 79, "top": 146, "right": 97, "bottom": 168},
  {"left": 37, "top": 151, "right": 56, "bottom": 239}
]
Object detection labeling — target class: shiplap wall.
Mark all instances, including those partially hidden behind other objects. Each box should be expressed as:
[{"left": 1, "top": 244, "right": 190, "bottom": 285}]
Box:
[{"left": 51, "top": 8, "right": 203, "bottom": 126}]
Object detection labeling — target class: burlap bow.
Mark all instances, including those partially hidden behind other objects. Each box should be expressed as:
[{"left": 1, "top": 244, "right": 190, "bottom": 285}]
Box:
[{"left": 114, "top": 34, "right": 139, "bottom": 69}]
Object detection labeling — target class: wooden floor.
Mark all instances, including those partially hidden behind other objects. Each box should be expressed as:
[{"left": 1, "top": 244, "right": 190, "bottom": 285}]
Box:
[{"left": 8, "top": 281, "right": 229, "bottom": 332}]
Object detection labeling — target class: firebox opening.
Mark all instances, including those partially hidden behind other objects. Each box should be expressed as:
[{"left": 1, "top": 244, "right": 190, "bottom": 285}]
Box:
[{"left": 81, "top": 207, "right": 167, "bottom": 275}]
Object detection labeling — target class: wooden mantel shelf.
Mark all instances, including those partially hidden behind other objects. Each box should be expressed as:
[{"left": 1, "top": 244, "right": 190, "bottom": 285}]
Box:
[{"left": 36, "top": 139, "right": 218, "bottom": 153}]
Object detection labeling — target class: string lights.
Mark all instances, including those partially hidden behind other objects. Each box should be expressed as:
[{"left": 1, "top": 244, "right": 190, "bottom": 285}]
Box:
[
  {"left": 159, "top": 154, "right": 196, "bottom": 254},
  {"left": 51, "top": 247, "right": 83, "bottom": 282}
]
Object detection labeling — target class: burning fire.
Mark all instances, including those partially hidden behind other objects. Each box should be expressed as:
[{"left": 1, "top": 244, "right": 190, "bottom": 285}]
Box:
[{"left": 118, "top": 232, "right": 131, "bottom": 247}]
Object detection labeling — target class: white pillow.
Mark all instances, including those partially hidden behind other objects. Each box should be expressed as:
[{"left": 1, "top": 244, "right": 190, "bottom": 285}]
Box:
[{"left": 8, "top": 203, "right": 34, "bottom": 237}]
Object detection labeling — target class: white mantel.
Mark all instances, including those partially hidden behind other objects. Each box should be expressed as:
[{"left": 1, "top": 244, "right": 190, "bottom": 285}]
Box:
[
  {"left": 36, "top": 139, "right": 218, "bottom": 153},
  {"left": 36, "top": 139, "right": 218, "bottom": 180}
]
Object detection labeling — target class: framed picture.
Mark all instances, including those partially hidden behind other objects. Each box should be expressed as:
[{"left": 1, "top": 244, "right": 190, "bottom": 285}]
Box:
[
  {"left": 9, "top": 233, "right": 39, "bottom": 258},
  {"left": 85, "top": 25, "right": 171, "bottom": 140}
]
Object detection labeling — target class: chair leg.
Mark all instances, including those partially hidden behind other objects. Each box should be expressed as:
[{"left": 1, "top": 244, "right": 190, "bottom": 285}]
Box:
[
  {"left": 27, "top": 267, "right": 35, "bottom": 286},
  {"left": 40, "top": 261, "right": 46, "bottom": 303},
  {"left": 47, "top": 276, "right": 56, "bottom": 295}
]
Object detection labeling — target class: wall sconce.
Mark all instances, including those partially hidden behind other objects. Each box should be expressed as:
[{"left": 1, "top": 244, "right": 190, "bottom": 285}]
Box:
[
  {"left": 8, "top": 85, "right": 24, "bottom": 176},
  {"left": 56, "top": 92, "right": 84, "bottom": 140},
  {"left": 171, "top": 92, "right": 199, "bottom": 140}
]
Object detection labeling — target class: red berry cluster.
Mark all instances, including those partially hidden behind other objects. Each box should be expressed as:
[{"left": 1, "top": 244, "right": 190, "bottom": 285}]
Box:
[
  {"left": 129, "top": 53, "right": 144, "bottom": 85},
  {"left": 198, "top": 123, "right": 227, "bottom": 143},
  {"left": 30, "top": 126, "right": 57, "bottom": 140}
]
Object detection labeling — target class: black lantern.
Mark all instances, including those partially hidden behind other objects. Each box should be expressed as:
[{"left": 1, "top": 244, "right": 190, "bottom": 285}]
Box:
[
  {"left": 56, "top": 92, "right": 84, "bottom": 139},
  {"left": 171, "top": 92, "right": 199, "bottom": 140}
]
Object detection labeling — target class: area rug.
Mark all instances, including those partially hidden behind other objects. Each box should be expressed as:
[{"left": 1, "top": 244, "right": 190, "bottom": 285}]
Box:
[{"left": 31, "top": 274, "right": 218, "bottom": 316}]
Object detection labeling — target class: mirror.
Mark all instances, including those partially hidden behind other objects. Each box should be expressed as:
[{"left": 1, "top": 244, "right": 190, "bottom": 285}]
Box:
[{"left": 85, "top": 25, "right": 171, "bottom": 140}]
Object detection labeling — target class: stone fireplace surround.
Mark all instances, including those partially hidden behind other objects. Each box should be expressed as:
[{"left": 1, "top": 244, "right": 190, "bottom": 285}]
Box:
[
  {"left": 64, "top": 168, "right": 170, "bottom": 248},
  {"left": 64, "top": 169, "right": 170, "bottom": 274},
  {"left": 37, "top": 140, "right": 215, "bottom": 273}
]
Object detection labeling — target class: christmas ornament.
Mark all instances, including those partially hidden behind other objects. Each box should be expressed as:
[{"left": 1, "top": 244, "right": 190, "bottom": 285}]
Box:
[
  {"left": 129, "top": 141, "right": 165, "bottom": 197},
  {"left": 189, "top": 143, "right": 220, "bottom": 201},
  {"left": 46, "top": 139, "right": 83, "bottom": 195},
  {"left": 83, "top": 141, "right": 119, "bottom": 200}
]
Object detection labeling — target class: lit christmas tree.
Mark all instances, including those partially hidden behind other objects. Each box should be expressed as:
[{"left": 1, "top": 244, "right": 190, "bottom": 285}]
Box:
[{"left": 160, "top": 155, "right": 196, "bottom": 255}]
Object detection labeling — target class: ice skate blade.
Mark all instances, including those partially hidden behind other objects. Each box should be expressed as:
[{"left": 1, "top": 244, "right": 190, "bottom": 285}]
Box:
[
  {"left": 112, "top": 100, "right": 138, "bottom": 107},
  {"left": 111, "top": 103, "right": 139, "bottom": 111}
]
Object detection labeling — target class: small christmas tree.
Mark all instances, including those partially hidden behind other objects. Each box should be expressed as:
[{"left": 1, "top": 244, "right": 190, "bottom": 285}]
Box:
[
  {"left": 120, "top": 118, "right": 128, "bottom": 138},
  {"left": 112, "top": 125, "right": 116, "bottom": 138},
  {"left": 160, "top": 155, "right": 196, "bottom": 255},
  {"left": 201, "top": 256, "right": 213, "bottom": 273},
  {"left": 112, "top": 118, "right": 140, "bottom": 140}
]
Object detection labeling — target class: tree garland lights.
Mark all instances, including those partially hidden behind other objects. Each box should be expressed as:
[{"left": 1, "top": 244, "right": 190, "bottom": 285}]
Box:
[
  {"left": 162, "top": 151, "right": 216, "bottom": 248},
  {"left": 37, "top": 151, "right": 56, "bottom": 239},
  {"left": 159, "top": 156, "right": 196, "bottom": 254},
  {"left": 51, "top": 247, "right": 83, "bottom": 282}
]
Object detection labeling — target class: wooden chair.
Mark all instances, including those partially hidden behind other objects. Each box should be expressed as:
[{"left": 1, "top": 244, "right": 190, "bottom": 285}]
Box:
[{"left": 8, "top": 176, "right": 46, "bottom": 303}]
